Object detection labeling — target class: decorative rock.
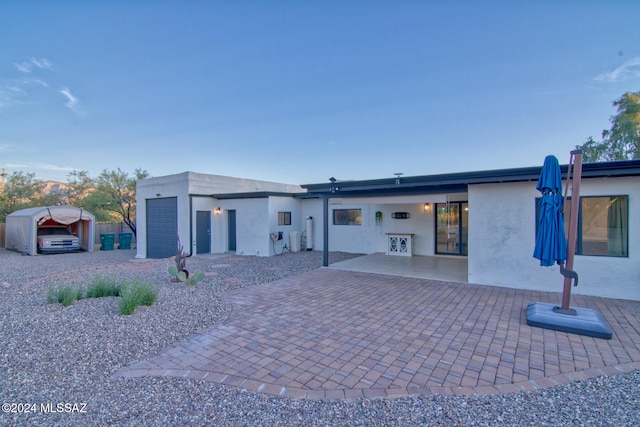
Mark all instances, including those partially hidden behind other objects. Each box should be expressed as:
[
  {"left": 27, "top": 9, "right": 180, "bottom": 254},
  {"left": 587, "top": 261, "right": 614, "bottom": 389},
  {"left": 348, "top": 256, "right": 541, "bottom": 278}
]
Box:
[{"left": 0, "top": 249, "right": 638, "bottom": 426}]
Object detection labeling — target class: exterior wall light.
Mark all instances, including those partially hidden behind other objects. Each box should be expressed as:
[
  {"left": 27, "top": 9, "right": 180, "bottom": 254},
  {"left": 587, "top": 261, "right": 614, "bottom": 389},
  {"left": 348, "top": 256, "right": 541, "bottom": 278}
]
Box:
[
  {"left": 423, "top": 203, "right": 432, "bottom": 213},
  {"left": 214, "top": 207, "right": 222, "bottom": 216}
]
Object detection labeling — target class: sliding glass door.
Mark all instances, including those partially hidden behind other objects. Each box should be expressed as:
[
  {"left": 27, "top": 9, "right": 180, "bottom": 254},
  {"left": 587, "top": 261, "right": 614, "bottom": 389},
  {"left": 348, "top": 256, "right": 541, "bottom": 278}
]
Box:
[{"left": 435, "top": 202, "right": 468, "bottom": 255}]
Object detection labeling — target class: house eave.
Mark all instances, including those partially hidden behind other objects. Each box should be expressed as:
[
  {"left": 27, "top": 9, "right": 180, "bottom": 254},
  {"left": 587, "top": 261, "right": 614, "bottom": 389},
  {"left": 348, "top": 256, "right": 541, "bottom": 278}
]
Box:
[
  {"left": 301, "top": 160, "right": 640, "bottom": 197},
  {"left": 210, "top": 191, "right": 304, "bottom": 200}
]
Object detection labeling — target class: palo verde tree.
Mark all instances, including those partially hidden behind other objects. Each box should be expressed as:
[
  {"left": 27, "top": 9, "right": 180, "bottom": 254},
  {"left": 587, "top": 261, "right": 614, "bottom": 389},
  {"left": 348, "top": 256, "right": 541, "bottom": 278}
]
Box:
[
  {"left": 90, "top": 168, "right": 149, "bottom": 237},
  {"left": 578, "top": 91, "right": 640, "bottom": 162}
]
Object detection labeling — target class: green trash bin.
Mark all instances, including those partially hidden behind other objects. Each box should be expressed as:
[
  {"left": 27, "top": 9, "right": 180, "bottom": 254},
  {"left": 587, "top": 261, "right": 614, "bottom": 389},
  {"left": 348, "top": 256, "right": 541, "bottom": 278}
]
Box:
[
  {"left": 100, "top": 233, "right": 115, "bottom": 251},
  {"left": 118, "top": 232, "right": 132, "bottom": 250}
]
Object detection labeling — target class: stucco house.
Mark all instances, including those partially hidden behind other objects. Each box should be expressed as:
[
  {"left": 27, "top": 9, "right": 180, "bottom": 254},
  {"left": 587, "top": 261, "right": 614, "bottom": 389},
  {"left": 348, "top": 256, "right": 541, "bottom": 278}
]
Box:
[{"left": 136, "top": 160, "right": 639, "bottom": 300}]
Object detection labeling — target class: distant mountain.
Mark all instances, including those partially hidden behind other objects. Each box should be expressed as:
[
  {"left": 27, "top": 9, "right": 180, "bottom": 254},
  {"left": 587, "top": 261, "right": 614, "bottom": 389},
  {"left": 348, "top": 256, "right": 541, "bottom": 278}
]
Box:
[{"left": 41, "top": 181, "right": 69, "bottom": 193}]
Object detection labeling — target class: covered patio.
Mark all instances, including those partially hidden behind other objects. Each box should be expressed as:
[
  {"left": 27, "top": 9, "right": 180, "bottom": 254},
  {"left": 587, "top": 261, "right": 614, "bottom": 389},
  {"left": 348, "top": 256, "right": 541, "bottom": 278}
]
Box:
[{"left": 329, "top": 253, "right": 468, "bottom": 283}]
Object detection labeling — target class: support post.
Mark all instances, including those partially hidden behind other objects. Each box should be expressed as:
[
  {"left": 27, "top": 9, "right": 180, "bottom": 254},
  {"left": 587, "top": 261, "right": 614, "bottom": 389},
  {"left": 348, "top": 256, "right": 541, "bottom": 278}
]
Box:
[
  {"left": 323, "top": 196, "right": 329, "bottom": 267},
  {"left": 561, "top": 150, "right": 582, "bottom": 311}
]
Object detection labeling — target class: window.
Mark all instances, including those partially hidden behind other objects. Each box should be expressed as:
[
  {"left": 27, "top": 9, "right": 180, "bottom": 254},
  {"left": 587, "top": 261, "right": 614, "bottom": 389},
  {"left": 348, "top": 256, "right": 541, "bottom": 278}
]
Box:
[
  {"left": 579, "top": 196, "right": 628, "bottom": 256},
  {"left": 536, "top": 195, "right": 628, "bottom": 257},
  {"left": 333, "top": 208, "right": 362, "bottom": 225},
  {"left": 278, "top": 211, "right": 291, "bottom": 226}
]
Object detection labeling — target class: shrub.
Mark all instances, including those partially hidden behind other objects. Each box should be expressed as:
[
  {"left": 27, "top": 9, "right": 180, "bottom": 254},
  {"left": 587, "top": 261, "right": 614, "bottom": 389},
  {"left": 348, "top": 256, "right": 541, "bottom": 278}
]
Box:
[
  {"left": 46, "top": 277, "right": 158, "bottom": 315},
  {"left": 86, "top": 276, "right": 121, "bottom": 298},
  {"left": 118, "top": 279, "right": 158, "bottom": 315},
  {"left": 47, "top": 285, "right": 83, "bottom": 307}
]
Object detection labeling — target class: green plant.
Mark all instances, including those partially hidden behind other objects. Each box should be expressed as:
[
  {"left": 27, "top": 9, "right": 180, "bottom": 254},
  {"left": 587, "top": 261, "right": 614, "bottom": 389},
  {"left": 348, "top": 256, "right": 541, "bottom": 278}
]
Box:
[
  {"left": 168, "top": 265, "right": 205, "bottom": 286},
  {"left": 118, "top": 279, "right": 158, "bottom": 315},
  {"left": 46, "top": 287, "right": 56, "bottom": 304},
  {"left": 46, "top": 277, "right": 158, "bottom": 315},
  {"left": 168, "top": 239, "right": 206, "bottom": 286},
  {"left": 167, "top": 264, "right": 185, "bottom": 281},
  {"left": 47, "top": 285, "right": 83, "bottom": 307},
  {"left": 86, "top": 276, "right": 121, "bottom": 298},
  {"left": 184, "top": 270, "right": 205, "bottom": 286}
]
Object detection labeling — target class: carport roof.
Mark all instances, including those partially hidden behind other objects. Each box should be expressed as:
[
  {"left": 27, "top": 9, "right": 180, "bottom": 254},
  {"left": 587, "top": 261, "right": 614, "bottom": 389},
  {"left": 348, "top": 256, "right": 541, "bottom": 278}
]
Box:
[
  {"left": 299, "top": 159, "right": 640, "bottom": 198},
  {"left": 7, "top": 205, "right": 94, "bottom": 224}
]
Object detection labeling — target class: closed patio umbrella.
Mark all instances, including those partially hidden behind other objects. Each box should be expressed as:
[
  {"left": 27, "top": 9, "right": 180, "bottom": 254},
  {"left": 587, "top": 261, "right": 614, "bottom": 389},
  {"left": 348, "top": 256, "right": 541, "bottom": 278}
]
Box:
[
  {"left": 533, "top": 155, "right": 567, "bottom": 267},
  {"left": 527, "top": 150, "right": 612, "bottom": 339}
]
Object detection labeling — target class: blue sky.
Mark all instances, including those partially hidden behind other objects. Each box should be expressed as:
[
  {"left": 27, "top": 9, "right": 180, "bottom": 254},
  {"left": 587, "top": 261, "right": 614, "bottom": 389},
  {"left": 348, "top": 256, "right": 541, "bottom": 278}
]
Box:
[{"left": 1, "top": 1, "right": 639, "bottom": 185}]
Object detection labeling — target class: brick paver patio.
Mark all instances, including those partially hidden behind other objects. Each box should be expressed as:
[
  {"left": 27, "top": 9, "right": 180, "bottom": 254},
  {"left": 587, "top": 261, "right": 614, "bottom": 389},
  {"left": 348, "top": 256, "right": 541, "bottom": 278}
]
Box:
[{"left": 114, "top": 268, "right": 640, "bottom": 400}]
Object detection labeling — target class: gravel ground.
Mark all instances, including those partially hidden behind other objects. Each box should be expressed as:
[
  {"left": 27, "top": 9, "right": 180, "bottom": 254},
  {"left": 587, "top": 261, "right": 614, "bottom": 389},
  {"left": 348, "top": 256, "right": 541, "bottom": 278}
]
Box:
[{"left": 1, "top": 248, "right": 638, "bottom": 426}]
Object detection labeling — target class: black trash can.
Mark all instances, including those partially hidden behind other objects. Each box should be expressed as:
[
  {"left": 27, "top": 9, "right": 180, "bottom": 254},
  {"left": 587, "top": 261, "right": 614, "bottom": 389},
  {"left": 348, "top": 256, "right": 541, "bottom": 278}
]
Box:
[
  {"left": 118, "top": 232, "right": 132, "bottom": 250},
  {"left": 100, "top": 233, "right": 115, "bottom": 250}
]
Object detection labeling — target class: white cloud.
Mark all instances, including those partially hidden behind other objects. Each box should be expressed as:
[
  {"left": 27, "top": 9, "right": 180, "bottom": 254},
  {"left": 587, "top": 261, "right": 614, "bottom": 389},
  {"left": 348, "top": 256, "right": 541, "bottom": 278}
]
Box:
[
  {"left": 30, "top": 58, "right": 52, "bottom": 69},
  {"left": 14, "top": 62, "right": 32, "bottom": 73},
  {"left": 14, "top": 57, "right": 53, "bottom": 73},
  {"left": 59, "top": 87, "right": 85, "bottom": 116},
  {"left": 22, "top": 78, "right": 48, "bottom": 88},
  {"left": 32, "top": 163, "right": 77, "bottom": 172},
  {"left": 0, "top": 81, "right": 26, "bottom": 109},
  {"left": 594, "top": 56, "right": 640, "bottom": 83},
  {"left": 0, "top": 78, "right": 50, "bottom": 110},
  {"left": 2, "top": 59, "right": 52, "bottom": 110}
]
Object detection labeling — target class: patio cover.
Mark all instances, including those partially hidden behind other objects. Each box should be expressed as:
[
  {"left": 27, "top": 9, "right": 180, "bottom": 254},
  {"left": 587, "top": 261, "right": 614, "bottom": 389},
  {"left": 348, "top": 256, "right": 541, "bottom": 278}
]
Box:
[{"left": 4, "top": 205, "right": 95, "bottom": 255}]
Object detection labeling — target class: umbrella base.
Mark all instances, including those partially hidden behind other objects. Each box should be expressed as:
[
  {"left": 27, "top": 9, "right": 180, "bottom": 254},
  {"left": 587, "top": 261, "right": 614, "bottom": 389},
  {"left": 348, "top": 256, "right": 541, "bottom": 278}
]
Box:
[{"left": 526, "top": 302, "right": 612, "bottom": 339}]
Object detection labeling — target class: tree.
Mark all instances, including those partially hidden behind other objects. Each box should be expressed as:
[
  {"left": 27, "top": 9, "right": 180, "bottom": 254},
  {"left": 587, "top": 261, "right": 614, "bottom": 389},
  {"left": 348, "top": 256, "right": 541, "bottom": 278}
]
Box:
[
  {"left": 0, "top": 172, "right": 44, "bottom": 221},
  {"left": 62, "top": 170, "right": 115, "bottom": 222},
  {"left": 91, "top": 168, "right": 149, "bottom": 237},
  {"left": 64, "top": 170, "right": 94, "bottom": 207},
  {"left": 579, "top": 91, "right": 640, "bottom": 162}
]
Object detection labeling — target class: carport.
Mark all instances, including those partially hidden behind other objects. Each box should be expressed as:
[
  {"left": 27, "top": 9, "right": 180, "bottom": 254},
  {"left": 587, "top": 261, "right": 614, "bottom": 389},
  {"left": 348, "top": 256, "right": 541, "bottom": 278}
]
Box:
[{"left": 4, "top": 206, "right": 95, "bottom": 255}]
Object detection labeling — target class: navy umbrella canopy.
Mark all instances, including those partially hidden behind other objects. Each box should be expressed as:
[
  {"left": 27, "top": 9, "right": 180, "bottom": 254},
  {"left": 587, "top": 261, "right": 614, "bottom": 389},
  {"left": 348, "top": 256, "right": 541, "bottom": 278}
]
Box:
[{"left": 533, "top": 155, "right": 567, "bottom": 267}]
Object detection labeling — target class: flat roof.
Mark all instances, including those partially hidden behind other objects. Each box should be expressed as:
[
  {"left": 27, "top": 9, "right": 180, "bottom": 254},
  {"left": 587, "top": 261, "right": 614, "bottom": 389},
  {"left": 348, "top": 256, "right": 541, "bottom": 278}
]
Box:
[
  {"left": 210, "top": 191, "right": 306, "bottom": 200},
  {"left": 300, "top": 159, "right": 640, "bottom": 197}
]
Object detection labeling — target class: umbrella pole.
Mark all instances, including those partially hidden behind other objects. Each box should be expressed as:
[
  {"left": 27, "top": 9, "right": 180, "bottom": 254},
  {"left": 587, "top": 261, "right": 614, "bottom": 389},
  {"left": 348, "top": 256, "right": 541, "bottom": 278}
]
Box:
[{"left": 560, "top": 149, "right": 583, "bottom": 311}]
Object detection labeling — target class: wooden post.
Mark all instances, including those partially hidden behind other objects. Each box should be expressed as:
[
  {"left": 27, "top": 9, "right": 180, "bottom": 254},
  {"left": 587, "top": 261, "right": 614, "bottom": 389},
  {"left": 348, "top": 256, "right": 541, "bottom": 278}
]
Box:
[
  {"left": 323, "top": 196, "right": 329, "bottom": 267},
  {"left": 561, "top": 150, "right": 583, "bottom": 311}
]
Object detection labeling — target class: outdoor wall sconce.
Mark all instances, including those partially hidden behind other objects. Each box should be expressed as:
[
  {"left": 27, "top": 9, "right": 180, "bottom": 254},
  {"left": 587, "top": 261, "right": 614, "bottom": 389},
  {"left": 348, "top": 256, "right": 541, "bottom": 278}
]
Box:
[
  {"left": 214, "top": 207, "right": 222, "bottom": 216},
  {"left": 423, "top": 203, "right": 432, "bottom": 213},
  {"left": 155, "top": 193, "right": 161, "bottom": 197}
]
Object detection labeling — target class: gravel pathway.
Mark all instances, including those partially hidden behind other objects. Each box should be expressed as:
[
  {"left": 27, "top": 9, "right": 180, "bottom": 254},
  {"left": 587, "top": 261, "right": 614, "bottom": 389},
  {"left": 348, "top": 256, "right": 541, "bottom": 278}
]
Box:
[{"left": 1, "top": 249, "right": 638, "bottom": 426}]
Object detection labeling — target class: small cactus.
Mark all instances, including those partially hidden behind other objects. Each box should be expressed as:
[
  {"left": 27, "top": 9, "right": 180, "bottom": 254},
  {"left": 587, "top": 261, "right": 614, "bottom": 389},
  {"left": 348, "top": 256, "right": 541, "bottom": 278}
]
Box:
[
  {"left": 168, "top": 238, "right": 204, "bottom": 286},
  {"left": 184, "top": 271, "right": 205, "bottom": 286},
  {"left": 175, "top": 239, "right": 188, "bottom": 273},
  {"left": 168, "top": 265, "right": 185, "bottom": 281}
]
